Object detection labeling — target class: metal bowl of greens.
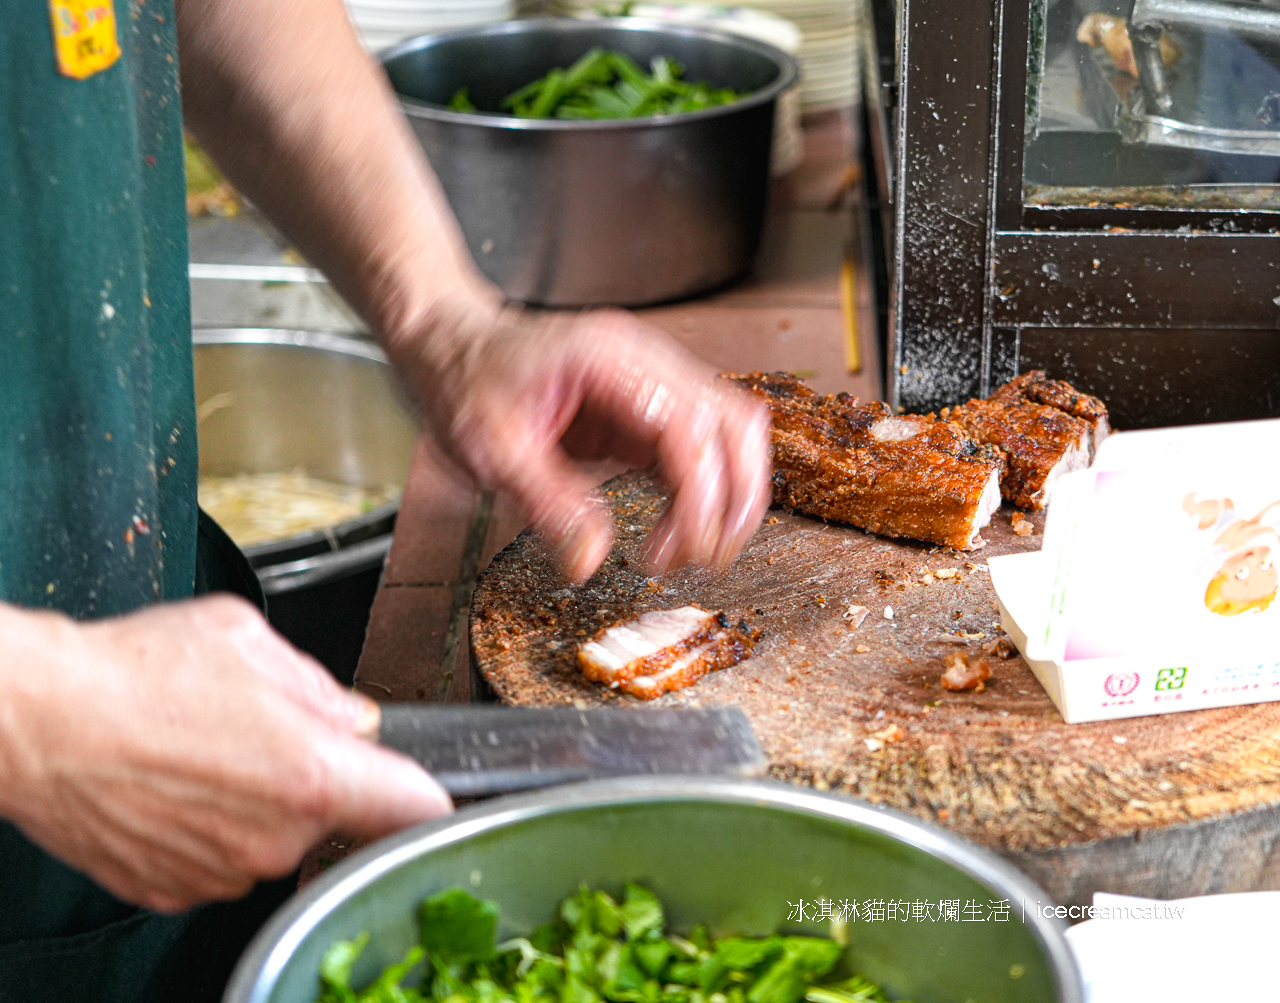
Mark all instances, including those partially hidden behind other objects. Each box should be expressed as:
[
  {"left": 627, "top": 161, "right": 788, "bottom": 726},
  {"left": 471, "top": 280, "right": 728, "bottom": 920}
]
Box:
[
  {"left": 223, "top": 778, "right": 1082, "bottom": 1003},
  {"left": 381, "top": 18, "right": 799, "bottom": 307}
]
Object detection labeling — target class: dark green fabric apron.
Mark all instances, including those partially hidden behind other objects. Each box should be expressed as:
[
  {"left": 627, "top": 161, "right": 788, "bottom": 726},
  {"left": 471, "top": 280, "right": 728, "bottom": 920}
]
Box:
[
  {"left": 1, "top": 0, "right": 196, "bottom": 613},
  {"left": 1, "top": 5, "right": 295, "bottom": 999}
]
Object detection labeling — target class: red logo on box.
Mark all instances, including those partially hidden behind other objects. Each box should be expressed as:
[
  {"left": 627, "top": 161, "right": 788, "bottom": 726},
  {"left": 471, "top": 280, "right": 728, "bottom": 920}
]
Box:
[{"left": 1104, "top": 672, "right": 1140, "bottom": 697}]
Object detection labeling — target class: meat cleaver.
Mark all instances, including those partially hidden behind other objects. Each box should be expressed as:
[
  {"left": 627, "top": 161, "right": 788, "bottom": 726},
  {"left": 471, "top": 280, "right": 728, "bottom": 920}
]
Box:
[{"left": 377, "top": 704, "right": 767, "bottom": 798}]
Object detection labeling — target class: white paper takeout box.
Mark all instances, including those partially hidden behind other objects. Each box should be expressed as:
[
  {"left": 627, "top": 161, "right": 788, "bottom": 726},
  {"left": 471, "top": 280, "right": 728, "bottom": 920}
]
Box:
[{"left": 989, "top": 418, "right": 1280, "bottom": 723}]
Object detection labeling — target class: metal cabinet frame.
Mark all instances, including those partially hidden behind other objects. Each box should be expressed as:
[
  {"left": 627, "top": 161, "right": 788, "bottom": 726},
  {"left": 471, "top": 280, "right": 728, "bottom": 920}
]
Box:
[{"left": 886, "top": 0, "right": 1280, "bottom": 427}]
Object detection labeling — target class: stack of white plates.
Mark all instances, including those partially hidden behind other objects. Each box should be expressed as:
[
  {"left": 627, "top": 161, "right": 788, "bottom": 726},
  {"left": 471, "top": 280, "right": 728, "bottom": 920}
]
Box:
[
  {"left": 789, "top": 10, "right": 859, "bottom": 110},
  {"left": 347, "top": 0, "right": 514, "bottom": 52},
  {"left": 555, "top": 0, "right": 858, "bottom": 111}
]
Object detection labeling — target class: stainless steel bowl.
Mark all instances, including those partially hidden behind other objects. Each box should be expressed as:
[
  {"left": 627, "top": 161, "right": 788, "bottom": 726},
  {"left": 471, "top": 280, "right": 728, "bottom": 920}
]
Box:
[
  {"left": 224, "top": 778, "right": 1083, "bottom": 1003},
  {"left": 194, "top": 329, "right": 418, "bottom": 682},
  {"left": 382, "top": 19, "right": 800, "bottom": 307}
]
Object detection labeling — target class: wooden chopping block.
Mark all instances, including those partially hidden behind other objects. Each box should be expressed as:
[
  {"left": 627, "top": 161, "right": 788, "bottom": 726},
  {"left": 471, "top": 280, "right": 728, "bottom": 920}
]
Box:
[{"left": 470, "top": 471, "right": 1280, "bottom": 907}]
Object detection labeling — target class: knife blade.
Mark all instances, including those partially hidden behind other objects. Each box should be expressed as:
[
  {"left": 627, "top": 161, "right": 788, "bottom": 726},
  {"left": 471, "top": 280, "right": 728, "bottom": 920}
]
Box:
[{"left": 377, "top": 704, "right": 766, "bottom": 798}]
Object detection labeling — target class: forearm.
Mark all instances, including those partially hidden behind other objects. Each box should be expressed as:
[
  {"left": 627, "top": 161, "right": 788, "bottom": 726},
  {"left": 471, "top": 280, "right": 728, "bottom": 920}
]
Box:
[{"left": 173, "top": 0, "right": 495, "bottom": 347}]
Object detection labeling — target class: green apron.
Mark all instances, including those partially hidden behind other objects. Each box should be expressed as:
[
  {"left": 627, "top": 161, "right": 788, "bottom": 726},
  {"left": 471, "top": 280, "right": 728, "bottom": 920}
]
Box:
[{"left": 1, "top": 4, "right": 294, "bottom": 999}]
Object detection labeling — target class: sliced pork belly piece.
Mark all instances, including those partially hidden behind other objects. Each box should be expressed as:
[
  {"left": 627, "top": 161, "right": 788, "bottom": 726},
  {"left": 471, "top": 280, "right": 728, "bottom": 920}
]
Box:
[
  {"left": 942, "top": 396, "right": 1091, "bottom": 511},
  {"left": 730, "top": 372, "right": 1004, "bottom": 550},
  {"left": 989, "top": 370, "right": 1110, "bottom": 458},
  {"left": 578, "top": 606, "right": 715, "bottom": 686},
  {"left": 578, "top": 606, "right": 757, "bottom": 699},
  {"left": 623, "top": 619, "right": 757, "bottom": 700}
]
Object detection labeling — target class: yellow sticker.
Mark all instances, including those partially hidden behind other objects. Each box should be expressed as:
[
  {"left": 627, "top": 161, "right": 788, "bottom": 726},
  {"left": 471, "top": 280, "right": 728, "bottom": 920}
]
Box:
[{"left": 49, "top": 0, "right": 122, "bottom": 80}]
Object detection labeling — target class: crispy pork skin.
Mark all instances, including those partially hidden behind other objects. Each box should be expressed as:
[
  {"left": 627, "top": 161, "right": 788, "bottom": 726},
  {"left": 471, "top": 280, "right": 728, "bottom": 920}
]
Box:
[
  {"left": 578, "top": 606, "right": 757, "bottom": 699},
  {"left": 624, "top": 621, "right": 756, "bottom": 700},
  {"left": 990, "top": 370, "right": 1110, "bottom": 458},
  {"left": 578, "top": 606, "right": 715, "bottom": 686},
  {"left": 730, "top": 372, "right": 1004, "bottom": 550}
]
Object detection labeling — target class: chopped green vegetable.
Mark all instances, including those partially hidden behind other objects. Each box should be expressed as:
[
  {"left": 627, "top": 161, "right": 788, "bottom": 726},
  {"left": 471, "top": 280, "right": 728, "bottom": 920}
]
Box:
[
  {"left": 314, "top": 886, "right": 911, "bottom": 1003},
  {"left": 318, "top": 934, "right": 427, "bottom": 1003},
  {"left": 448, "top": 87, "right": 477, "bottom": 112},
  {"left": 714, "top": 938, "right": 783, "bottom": 972},
  {"left": 318, "top": 932, "right": 368, "bottom": 1003},
  {"left": 421, "top": 886, "right": 500, "bottom": 970},
  {"left": 746, "top": 939, "right": 843, "bottom": 1003},
  {"left": 619, "top": 884, "right": 665, "bottom": 941},
  {"left": 443, "top": 49, "right": 741, "bottom": 120},
  {"left": 804, "top": 976, "right": 894, "bottom": 1003}
]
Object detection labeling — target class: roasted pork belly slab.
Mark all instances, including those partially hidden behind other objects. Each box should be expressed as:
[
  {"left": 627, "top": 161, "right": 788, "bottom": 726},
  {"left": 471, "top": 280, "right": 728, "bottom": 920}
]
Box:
[
  {"left": 944, "top": 372, "right": 1105, "bottom": 510},
  {"left": 578, "top": 606, "right": 758, "bottom": 699},
  {"left": 989, "top": 370, "right": 1110, "bottom": 458},
  {"left": 731, "top": 372, "right": 1003, "bottom": 550}
]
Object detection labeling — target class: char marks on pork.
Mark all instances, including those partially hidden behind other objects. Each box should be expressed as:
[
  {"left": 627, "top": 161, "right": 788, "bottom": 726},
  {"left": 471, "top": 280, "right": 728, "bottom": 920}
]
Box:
[{"left": 730, "top": 372, "right": 1004, "bottom": 550}]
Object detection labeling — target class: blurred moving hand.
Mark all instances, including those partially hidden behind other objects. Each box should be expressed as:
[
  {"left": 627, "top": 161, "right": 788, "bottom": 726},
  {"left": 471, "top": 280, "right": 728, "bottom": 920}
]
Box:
[
  {"left": 0, "top": 597, "right": 451, "bottom": 913},
  {"left": 385, "top": 299, "right": 772, "bottom": 583}
]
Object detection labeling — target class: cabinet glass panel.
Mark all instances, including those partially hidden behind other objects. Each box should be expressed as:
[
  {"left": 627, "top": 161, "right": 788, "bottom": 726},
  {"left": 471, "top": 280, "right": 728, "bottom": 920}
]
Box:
[{"left": 1024, "top": 0, "right": 1280, "bottom": 209}]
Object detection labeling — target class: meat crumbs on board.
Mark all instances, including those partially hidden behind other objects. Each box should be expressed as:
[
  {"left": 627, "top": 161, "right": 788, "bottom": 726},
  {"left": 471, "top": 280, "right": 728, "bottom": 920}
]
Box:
[{"left": 940, "top": 653, "right": 992, "bottom": 692}]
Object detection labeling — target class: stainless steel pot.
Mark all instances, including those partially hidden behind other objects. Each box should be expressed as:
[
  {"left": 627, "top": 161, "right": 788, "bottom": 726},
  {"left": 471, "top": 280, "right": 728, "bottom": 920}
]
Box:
[
  {"left": 382, "top": 19, "right": 799, "bottom": 307},
  {"left": 194, "top": 329, "right": 418, "bottom": 682},
  {"left": 224, "top": 778, "right": 1083, "bottom": 1003}
]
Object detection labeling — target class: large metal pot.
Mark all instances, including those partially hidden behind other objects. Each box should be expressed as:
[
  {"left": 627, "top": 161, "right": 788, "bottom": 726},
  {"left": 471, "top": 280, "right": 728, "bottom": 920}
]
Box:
[
  {"left": 382, "top": 19, "right": 799, "bottom": 307},
  {"left": 194, "top": 329, "right": 418, "bottom": 684},
  {"left": 225, "top": 778, "right": 1083, "bottom": 1003}
]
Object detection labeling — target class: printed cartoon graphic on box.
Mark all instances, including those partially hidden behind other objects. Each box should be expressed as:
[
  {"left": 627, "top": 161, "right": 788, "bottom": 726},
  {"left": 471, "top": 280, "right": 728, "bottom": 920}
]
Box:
[
  {"left": 1183, "top": 494, "right": 1280, "bottom": 617},
  {"left": 1059, "top": 472, "right": 1280, "bottom": 662}
]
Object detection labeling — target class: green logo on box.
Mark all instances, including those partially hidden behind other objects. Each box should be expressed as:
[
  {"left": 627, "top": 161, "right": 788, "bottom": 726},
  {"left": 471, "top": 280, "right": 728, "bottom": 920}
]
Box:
[{"left": 1156, "top": 667, "right": 1187, "bottom": 691}]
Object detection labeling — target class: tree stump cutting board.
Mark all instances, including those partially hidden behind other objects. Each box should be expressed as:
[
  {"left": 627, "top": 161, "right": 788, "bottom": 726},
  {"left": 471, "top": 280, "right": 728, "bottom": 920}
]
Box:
[{"left": 470, "top": 472, "right": 1280, "bottom": 907}]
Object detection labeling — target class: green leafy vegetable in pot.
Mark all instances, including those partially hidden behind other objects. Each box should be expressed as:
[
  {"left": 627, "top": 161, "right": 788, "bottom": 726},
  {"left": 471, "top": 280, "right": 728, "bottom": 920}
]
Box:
[
  {"left": 446, "top": 49, "right": 741, "bottom": 120},
  {"left": 316, "top": 885, "right": 912, "bottom": 1003}
]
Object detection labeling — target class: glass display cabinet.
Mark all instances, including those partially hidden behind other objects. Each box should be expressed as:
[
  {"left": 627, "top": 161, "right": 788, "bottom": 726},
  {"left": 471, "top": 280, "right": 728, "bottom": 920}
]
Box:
[{"left": 865, "top": 0, "right": 1280, "bottom": 428}]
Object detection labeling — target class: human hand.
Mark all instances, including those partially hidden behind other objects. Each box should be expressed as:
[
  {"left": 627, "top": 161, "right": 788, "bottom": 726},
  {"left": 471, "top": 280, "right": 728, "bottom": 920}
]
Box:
[
  {"left": 0, "top": 596, "right": 451, "bottom": 913},
  {"left": 385, "top": 296, "right": 772, "bottom": 583}
]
